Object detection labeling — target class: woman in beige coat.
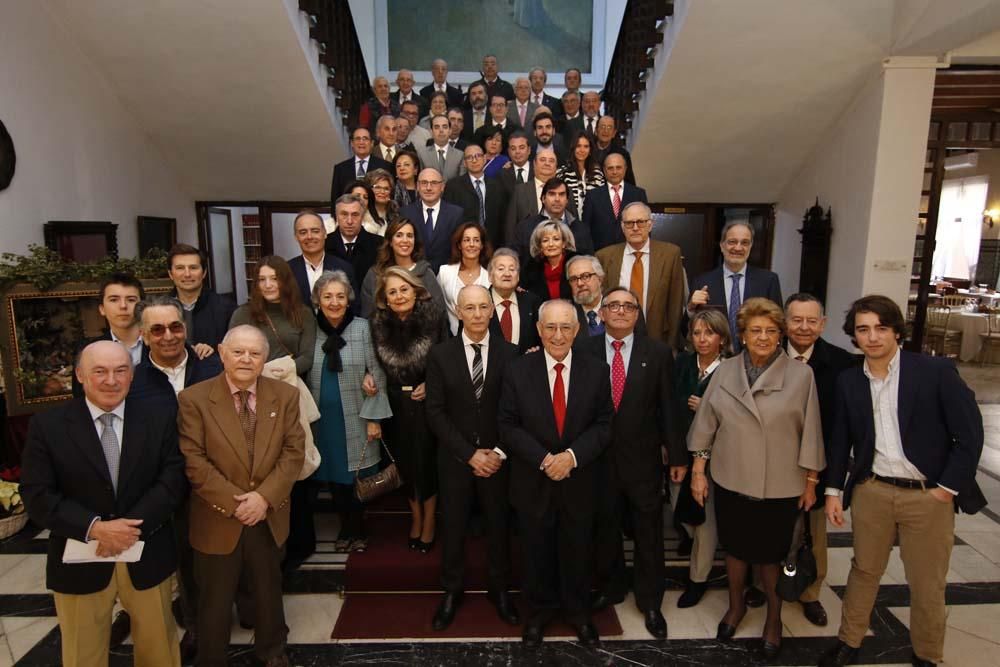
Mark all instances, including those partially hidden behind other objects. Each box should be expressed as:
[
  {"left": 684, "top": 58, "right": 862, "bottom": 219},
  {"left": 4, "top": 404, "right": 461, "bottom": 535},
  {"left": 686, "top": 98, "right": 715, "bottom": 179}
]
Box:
[{"left": 688, "top": 298, "right": 825, "bottom": 661}]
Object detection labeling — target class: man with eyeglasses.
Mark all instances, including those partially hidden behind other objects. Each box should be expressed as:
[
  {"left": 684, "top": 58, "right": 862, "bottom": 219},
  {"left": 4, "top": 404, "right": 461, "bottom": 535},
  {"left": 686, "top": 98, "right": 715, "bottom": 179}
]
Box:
[
  {"left": 485, "top": 94, "right": 515, "bottom": 138},
  {"left": 687, "top": 220, "right": 782, "bottom": 351},
  {"left": 416, "top": 114, "right": 466, "bottom": 182},
  {"left": 596, "top": 202, "right": 685, "bottom": 347},
  {"left": 399, "top": 167, "right": 464, "bottom": 271},
  {"left": 443, "top": 144, "right": 506, "bottom": 245},
  {"left": 399, "top": 100, "right": 432, "bottom": 148},
  {"left": 583, "top": 152, "right": 648, "bottom": 251},
  {"left": 567, "top": 256, "right": 648, "bottom": 344},
  {"left": 581, "top": 286, "right": 684, "bottom": 639},
  {"left": 330, "top": 126, "right": 391, "bottom": 205},
  {"left": 128, "top": 296, "right": 223, "bottom": 662},
  {"left": 498, "top": 299, "right": 613, "bottom": 649}
]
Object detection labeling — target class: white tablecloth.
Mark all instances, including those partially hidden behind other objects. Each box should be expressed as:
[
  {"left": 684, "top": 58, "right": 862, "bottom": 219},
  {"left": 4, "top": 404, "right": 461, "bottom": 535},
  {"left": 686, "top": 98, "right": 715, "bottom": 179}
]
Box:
[{"left": 947, "top": 311, "right": 989, "bottom": 361}]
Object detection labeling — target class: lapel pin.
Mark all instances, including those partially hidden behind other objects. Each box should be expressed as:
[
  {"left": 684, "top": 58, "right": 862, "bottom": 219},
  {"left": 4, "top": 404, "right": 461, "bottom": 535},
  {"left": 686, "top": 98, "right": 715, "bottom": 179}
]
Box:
[
  {"left": 641, "top": 362, "right": 647, "bottom": 367},
  {"left": 269, "top": 412, "right": 276, "bottom": 418}
]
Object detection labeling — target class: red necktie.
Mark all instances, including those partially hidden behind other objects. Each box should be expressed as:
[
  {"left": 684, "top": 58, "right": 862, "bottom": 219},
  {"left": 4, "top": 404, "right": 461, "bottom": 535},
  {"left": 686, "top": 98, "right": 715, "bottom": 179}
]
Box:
[
  {"left": 552, "top": 362, "right": 566, "bottom": 437},
  {"left": 612, "top": 185, "right": 622, "bottom": 218},
  {"left": 611, "top": 340, "right": 625, "bottom": 411},
  {"left": 500, "top": 299, "right": 513, "bottom": 342}
]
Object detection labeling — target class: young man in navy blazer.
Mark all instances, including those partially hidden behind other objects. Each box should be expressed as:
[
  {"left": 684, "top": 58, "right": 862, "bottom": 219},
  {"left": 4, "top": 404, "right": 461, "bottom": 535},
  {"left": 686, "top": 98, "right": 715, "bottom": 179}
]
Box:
[{"left": 819, "top": 295, "right": 985, "bottom": 667}]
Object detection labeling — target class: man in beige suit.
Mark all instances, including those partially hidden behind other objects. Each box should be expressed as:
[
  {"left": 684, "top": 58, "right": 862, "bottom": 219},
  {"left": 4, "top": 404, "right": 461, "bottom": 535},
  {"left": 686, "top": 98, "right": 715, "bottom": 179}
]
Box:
[
  {"left": 178, "top": 325, "right": 305, "bottom": 667},
  {"left": 596, "top": 202, "right": 686, "bottom": 348}
]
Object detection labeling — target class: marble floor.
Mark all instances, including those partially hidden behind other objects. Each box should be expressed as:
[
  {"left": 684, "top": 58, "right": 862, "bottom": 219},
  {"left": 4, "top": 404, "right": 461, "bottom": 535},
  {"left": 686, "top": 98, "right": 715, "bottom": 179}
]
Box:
[{"left": 2, "top": 375, "right": 999, "bottom": 665}]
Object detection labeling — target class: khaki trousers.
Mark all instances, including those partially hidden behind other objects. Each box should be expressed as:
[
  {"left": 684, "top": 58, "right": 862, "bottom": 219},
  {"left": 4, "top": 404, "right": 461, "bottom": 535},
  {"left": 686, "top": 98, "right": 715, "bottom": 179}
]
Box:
[
  {"left": 53, "top": 562, "right": 179, "bottom": 667},
  {"left": 799, "top": 507, "right": 828, "bottom": 602},
  {"left": 670, "top": 478, "right": 718, "bottom": 583},
  {"left": 838, "top": 478, "right": 954, "bottom": 663}
]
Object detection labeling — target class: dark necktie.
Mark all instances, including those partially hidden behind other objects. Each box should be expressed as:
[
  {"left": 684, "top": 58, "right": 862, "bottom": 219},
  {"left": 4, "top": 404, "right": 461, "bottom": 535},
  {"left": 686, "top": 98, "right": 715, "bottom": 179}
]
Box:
[
  {"left": 356, "top": 158, "right": 366, "bottom": 178},
  {"left": 474, "top": 179, "right": 485, "bottom": 225},
  {"left": 499, "top": 299, "right": 513, "bottom": 342},
  {"left": 516, "top": 167, "right": 525, "bottom": 184},
  {"left": 729, "top": 274, "right": 742, "bottom": 350},
  {"left": 98, "top": 413, "right": 120, "bottom": 494},
  {"left": 345, "top": 242, "right": 355, "bottom": 258},
  {"left": 552, "top": 363, "right": 566, "bottom": 437},
  {"left": 587, "top": 117, "right": 594, "bottom": 133},
  {"left": 587, "top": 310, "right": 604, "bottom": 336},
  {"left": 438, "top": 149, "right": 446, "bottom": 172},
  {"left": 425, "top": 207, "right": 435, "bottom": 241},
  {"left": 237, "top": 389, "right": 256, "bottom": 468},
  {"left": 471, "top": 343, "right": 484, "bottom": 400}
]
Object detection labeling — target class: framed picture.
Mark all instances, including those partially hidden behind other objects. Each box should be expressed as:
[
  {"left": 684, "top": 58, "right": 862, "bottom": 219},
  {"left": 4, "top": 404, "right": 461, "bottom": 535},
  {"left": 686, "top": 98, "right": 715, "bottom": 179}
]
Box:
[
  {"left": 43, "top": 221, "right": 118, "bottom": 263},
  {"left": 137, "top": 216, "right": 177, "bottom": 257},
  {"left": 0, "top": 279, "right": 172, "bottom": 415}
]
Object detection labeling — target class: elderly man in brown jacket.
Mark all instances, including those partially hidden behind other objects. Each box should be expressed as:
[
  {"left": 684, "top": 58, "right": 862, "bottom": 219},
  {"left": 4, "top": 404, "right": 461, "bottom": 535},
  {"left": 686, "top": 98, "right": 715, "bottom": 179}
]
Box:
[{"left": 178, "top": 324, "right": 305, "bottom": 667}]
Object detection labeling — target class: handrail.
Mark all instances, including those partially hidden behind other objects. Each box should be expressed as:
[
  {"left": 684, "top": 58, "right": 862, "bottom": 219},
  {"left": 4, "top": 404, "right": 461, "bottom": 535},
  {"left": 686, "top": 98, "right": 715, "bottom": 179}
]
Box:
[
  {"left": 603, "top": 0, "right": 673, "bottom": 145},
  {"left": 299, "top": 0, "right": 371, "bottom": 128}
]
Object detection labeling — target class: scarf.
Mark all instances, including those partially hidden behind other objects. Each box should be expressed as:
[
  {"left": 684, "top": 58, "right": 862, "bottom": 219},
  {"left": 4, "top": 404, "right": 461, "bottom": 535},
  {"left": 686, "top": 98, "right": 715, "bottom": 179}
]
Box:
[
  {"left": 543, "top": 256, "right": 565, "bottom": 300},
  {"left": 316, "top": 309, "right": 355, "bottom": 372}
]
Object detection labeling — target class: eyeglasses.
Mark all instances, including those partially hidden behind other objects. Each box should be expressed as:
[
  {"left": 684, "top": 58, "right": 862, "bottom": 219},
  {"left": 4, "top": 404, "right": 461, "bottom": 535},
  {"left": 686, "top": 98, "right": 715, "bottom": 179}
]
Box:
[
  {"left": 603, "top": 302, "right": 639, "bottom": 314},
  {"left": 148, "top": 321, "right": 185, "bottom": 337},
  {"left": 417, "top": 180, "right": 443, "bottom": 187},
  {"left": 567, "top": 272, "right": 597, "bottom": 284},
  {"left": 724, "top": 239, "right": 752, "bottom": 248},
  {"left": 371, "top": 184, "right": 392, "bottom": 192},
  {"left": 622, "top": 219, "right": 650, "bottom": 228},
  {"left": 464, "top": 154, "right": 485, "bottom": 161},
  {"left": 746, "top": 327, "right": 781, "bottom": 338}
]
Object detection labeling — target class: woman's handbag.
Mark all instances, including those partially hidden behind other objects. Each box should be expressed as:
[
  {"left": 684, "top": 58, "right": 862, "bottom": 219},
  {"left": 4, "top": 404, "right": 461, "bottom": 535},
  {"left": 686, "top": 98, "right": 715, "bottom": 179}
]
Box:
[
  {"left": 354, "top": 438, "right": 402, "bottom": 503},
  {"left": 673, "top": 469, "right": 706, "bottom": 526},
  {"left": 776, "top": 510, "right": 817, "bottom": 602}
]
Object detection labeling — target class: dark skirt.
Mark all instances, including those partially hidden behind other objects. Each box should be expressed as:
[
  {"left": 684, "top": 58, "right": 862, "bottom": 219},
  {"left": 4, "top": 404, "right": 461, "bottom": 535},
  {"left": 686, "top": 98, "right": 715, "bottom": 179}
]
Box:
[
  {"left": 386, "top": 385, "right": 438, "bottom": 501},
  {"left": 714, "top": 483, "right": 799, "bottom": 564}
]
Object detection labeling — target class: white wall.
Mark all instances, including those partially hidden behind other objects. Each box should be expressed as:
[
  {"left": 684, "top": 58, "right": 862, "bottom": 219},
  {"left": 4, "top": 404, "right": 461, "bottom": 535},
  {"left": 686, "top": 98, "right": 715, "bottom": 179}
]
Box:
[{"left": 0, "top": 2, "right": 195, "bottom": 259}]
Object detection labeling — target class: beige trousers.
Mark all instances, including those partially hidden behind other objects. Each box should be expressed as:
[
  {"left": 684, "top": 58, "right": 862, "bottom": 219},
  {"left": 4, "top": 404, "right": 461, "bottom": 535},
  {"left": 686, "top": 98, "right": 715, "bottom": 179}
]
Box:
[
  {"left": 670, "top": 478, "right": 718, "bottom": 583},
  {"left": 837, "top": 478, "right": 954, "bottom": 663},
  {"left": 53, "top": 562, "right": 180, "bottom": 667},
  {"left": 799, "top": 507, "right": 828, "bottom": 603}
]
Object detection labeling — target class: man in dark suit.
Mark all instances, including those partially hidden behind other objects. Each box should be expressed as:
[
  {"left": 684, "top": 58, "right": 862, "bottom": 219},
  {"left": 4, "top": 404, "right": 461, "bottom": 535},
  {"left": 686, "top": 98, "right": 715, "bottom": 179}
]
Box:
[
  {"left": 446, "top": 108, "right": 469, "bottom": 151},
  {"left": 530, "top": 112, "right": 567, "bottom": 163},
  {"left": 485, "top": 95, "right": 516, "bottom": 137},
  {"left": 507, "top": 78, "right": 538, "bottom": 131},
  {"left": 421, "top": 58, "right": 464, "bottom": 108},
  {"left": 21, "top": 340, "right": 188, "bottom": 667},
  {"left": 512, "top": 178, "right": 593, "bottom": 260},
  {"left": 504, "top": 148, "right": 560, "bottom": 247},
  {"left": 325, "top": 194, "right": 381, "bottom": 284},
  {"left": 498, "top": 299, "right": 614, "bottom": 648},
  {"left": 426, "top": 285, "right": 520, "bottom": 630},
  {"left": 390, "top": 69, "right": 428, "bottom": 118},
  {"left": 372, "top": 114, "right": 400, "bottom": 163},
  {"left": 567, "top": 256, "right": 647, "bottom": 344},
  {"left": 167, "top": 244, "right": 236, "bottom": 354},
  {"left": 130, "top": 295, "right": 223, "bottom": 662},
  {"left": 399, "top": 167, "right": 464, "bottom": 271},
  {"left": 558, "top": 91, "right": 582, "bottom": 144},
  {"left": 178, "top": 325, "right": 305, "bottom": 667},
  {"left": 443, "top": 144, "right": 507, "bottom": 245},
  {"left": 688, "top": 220, "right": 782, "bottom": 351},
  {"left": 584, "top": 153, "right": 649, "bottom": 251},
  {"left": 528, "top": 67, "right": 562, "bottom": 117},
  {"left": 486, "top": 248, "right": 541, "bottom": 353},
  {"left": 330, "top": 126, "right": 392, "bottom": 204},
  {"left": 497, "top": 131, "right": 533, "bottom": 197},
  {"left": 782, "top": 293, "right": 858, "bottom": 629},
  {"left": 819, "top": 295, "right": 985, "bottom": 667},
  {"left": 593, "top": 116, "right": 637, "bottom": 185},
  {"left": 583, "top": 286, "right": 684, "bottom": 639},
  {"left": 470, "top": 55, "right": 515, "bottom": 104},
  {"left": 566, "top": 91, "right": 602, "bottom": 140},
  {"left": 461, "top": 82, "right": 490, "bottom": 143},
  {"left": 286, "top": 210, "right": 356, "bottom": 308}
]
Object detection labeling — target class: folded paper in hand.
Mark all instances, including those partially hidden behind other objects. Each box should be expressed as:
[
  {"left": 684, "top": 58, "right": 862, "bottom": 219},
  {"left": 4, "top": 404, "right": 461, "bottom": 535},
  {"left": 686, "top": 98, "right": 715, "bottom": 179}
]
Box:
[{"left": 62, "top": 539, "right": 145, "bottom": 563}]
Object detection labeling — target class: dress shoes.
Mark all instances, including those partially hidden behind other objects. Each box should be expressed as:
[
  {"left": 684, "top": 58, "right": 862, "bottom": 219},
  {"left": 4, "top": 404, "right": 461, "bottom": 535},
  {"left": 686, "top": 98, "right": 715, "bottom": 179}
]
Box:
[
  {"left": 744, "top": 586, "right": 766, "bottom": 608},
  {"left": 761, "top": 639, "right": 782, "bottom": 661},
  {"left": 488, "top": 591, "right": 520, "bottom": 626},
  {"left": 716, "top": 621, "right": 737, "bottom": 641},
  {"left": 818, "top": 640, "right": 859, "bottom": 666},
  {"left": 179, "top": 629, "right": 197, "bottom": 664},
  {"left": 522, "top": 622, "right": 545, "bottom": 648},
  {"left": 574, "top": 621, "right": 600, "bottom": 648},
  {"left": 431, "top": 592, "right": 462, "bottom": 631},
  {"left": 677, "top": 581, "right": 707, "bottom": 608},
  {"left": 590, "top": 592, "right": 624, "bottom": 611},
  {"left": 643, "top": 609, "right": 667, "bottom": 639},
  {"left": 911, "top": 654, "right": 936, "bottom": 667},
  {"left": 801, "top": 600, "right": 829, "bottom": 626},
  {"left": 109, "top": 610, "right": 131, "bottom": 648}
]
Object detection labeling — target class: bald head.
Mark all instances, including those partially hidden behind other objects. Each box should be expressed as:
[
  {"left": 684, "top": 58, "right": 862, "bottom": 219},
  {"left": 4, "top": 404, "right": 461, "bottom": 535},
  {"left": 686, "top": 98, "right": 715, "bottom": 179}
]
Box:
[
  {"left": 77, "top": 340, "right": 133, "bottom": 411},
  {"left": 457, "top": 285, "right": 493, "bottom": 339},
  {"left": 417, "top": 167, "right": 444, "bottom": 205}
]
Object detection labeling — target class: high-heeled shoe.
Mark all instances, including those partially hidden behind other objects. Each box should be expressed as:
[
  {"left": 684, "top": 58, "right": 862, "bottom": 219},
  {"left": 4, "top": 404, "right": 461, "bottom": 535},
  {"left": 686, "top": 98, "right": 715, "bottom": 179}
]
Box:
[
  {"left": 408, "top": 537, "right": 421, "bottom": 550},
  {"left": 417, "top": 537, "right": 435, "bottom": 553},
  {"left": 760, "top": 638, "right": 782, "bottom": 660},
  {"left": 716, "top": 609, "right": 746, "bottom": 641}
]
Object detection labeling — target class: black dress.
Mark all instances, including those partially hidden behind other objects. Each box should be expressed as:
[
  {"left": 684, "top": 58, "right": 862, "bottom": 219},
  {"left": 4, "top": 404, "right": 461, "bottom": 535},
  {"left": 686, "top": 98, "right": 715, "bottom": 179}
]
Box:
[{"left": 370, "top": 301, "right": 448, "bottom": 501}]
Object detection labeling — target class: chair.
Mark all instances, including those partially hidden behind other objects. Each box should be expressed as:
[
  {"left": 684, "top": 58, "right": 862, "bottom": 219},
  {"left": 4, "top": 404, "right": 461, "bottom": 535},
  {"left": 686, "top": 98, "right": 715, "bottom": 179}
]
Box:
[
  {"left": 979, "top": 310, "right": 1000, "bottom": 366},
  {"left": 924, "top": 306, "right": 961, "bottom": 357},
  {"left": 941, "top": 294, "right": 971, "bottom": 308}
]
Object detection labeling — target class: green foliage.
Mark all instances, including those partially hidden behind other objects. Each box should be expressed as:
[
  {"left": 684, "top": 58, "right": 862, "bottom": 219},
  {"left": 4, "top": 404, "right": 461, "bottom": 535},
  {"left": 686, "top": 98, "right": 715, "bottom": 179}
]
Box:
[{"left": 0, "top": 245, "right": 168, "bottom": 291}]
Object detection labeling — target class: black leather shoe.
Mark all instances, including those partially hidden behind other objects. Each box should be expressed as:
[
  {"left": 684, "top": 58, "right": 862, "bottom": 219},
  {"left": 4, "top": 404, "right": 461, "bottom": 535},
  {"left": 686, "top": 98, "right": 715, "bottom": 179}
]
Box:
[
  {"left": 574, "top": 621, "right": 599, "bottom": 648},
  {"left": 643, "top": 609, "right": 667, "bottom": 639},
  {"left": 488, "top": 591, "right": 520, "bottom": 626},
  {"left": 417, "top": 538, "right": 435, "bottom": 554},
  {"left": 179, "top": 629, "right": 197, "bottom": 664},
  {"left": 677, "top": 581, "right": 707, "bottom": 608},
  {"left": 238, "top": 618, "right": 254, "bottom": 631},
  {"left": 802, "top": 600, "right": 829, "bottom": 627},
  {"left": 911, "top": 654, "right": 936, "bottom": 667},
  {"left": 590, "top": 592, "right": 624, "bottom": 611},
  {"left": 109, "top": 610, "right": 131, "bottom": 648},
  {"left": 818, "top": 640, "right": 859, "bottom": 666},
  {"left": 522, "top": 622, "right": 544, "bottom": 648},
  {"left": 431, "top": 592, "right": 462, "bottom": 631},
  {"left": 717, "top": 622, "right": 737, "bottom": 641},
  {"left": 744, "top": 586, "right": 766, "bottom": 608},
  {"left": 408, "top": 537, "right": 421, "bottom": 550},
  {"left": 761, "top": 639, "right": 782, "bottom": 661}
]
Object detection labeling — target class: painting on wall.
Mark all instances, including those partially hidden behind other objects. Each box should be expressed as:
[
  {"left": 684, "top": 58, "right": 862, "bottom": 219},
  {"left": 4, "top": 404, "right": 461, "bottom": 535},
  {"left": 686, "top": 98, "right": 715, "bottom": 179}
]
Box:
[
  {"left": 387, "top": 0, "right": 593, "bottom": 73},
  {"left": 138, "top": 216, "right": 177, "bottom": 257}
]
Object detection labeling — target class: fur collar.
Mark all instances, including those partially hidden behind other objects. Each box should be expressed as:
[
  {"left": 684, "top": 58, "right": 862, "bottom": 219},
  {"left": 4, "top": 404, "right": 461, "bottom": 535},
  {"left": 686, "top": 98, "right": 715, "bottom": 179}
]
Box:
[{"left": 371, "top": 301, "right": 442, "bottom": 384}]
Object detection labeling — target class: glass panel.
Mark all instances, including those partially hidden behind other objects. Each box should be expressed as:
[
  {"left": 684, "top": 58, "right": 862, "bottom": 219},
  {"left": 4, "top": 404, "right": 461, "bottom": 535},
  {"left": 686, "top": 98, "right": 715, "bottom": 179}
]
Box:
[
  {"left": 650, "top": 213, "right": 706, "bottom": 280},
  {"left": 972, "top": 122, "right": 992, "bottom": 141},
  {"left": 946, "top": 123, "right": 967, "bottom": 142}
]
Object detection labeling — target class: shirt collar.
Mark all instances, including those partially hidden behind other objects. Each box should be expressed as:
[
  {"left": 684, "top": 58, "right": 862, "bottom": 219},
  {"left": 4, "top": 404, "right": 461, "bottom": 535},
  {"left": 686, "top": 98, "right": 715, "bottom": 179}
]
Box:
[
  {"left": 225, "top": 374, "right": 257, "bottom": 398},
  {"left": 152, "top": 349, "right": 189, "bottom": 373},
  {"left": 605, "top": 331, "right": 634, "bottom": 350},
  {"left": 787, "top": 342, "right": 815, "bottom": 362},
  {"left": 462, "top": 330, "right": 490, "bottom": 349},
  {"left": 304, "top": 253, "right": 325, "bottom": 271},
  {"left": 85, "top": 397, "right": 126, "bottom": 423},
  {"left": 110, "top": 331, "right": 142, "bottom": 350},
  {"left": 723, "top": 264, "right": 747, "bottom": 280},
  {"left": 863, "top": 345, "right": 901, "bottom": 381},
  {"left": 629, "top": 239, "right": 650, "bottom": 255},
  {"left": 491, "top": 288, "right": 518, "bottom": 305},
  {"left": 544, "top": 349, "right": 572, "bottom": 373}
]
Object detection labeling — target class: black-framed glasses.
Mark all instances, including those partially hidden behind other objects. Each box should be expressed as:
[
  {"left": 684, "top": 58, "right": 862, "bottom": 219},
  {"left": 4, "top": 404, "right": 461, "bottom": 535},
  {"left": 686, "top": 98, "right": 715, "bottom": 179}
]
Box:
[
  {"left": 622, "top": 219, "right": 651, "bottom": 228},
  {"left": 567, "top": 271, "right": 597, "bottom": 284},
  {"left": 148, "top": 321, "right": 185, "bottom": 337},
  {"left": 602, "top": 302, "right": 639, "bottom": 314}
]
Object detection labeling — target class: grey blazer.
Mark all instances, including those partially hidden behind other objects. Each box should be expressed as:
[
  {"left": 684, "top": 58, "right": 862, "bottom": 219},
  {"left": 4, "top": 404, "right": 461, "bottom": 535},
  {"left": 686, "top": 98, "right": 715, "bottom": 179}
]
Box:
[
  {"left": 687, "top": 350, "right": 825, "bottom": 499},
  {"left": 308, "top": 317, "right": 392, "bottom": 472},
  {"left": 358, "top": 259, "right": 447, "bottom": 318},
  {"left": 416, "top": 143, "right": 466, "bottom": 181}
]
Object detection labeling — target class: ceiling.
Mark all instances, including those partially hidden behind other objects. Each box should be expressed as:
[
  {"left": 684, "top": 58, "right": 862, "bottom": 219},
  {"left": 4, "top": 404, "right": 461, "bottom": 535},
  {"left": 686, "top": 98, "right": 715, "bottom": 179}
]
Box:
[
  {"left": 42, "top": 0, "right": 347, "bottom": 202},
  {"left": 629, "top": 0, "right": 1000, "bottom": 202}
]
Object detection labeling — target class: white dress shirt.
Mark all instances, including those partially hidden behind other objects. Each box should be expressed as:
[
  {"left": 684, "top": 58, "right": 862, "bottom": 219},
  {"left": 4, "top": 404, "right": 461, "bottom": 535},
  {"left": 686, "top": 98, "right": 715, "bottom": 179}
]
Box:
[
  {"left": 422, "top": 200, "right": 442, "bottom": 230},
  {"left": 86, "top": 398, "right": 125, "bottom": 450},
  {"left": 491, "top": 290, "right": 521, "bottom": 345},
  {"left": 152, "top": 351, "right": 189, "bottom": 395},
  {"left": 354, "top": 155, "right": 370, "bottom": 174},
  {"left": 304, "top": 253, "right": 326, "bottom": 294},
  {"left": 543, "top": 349, "right": 577, "bottom": 468},
  {"left": 379, "top": 143, "right": 395, "bottom": 161},
  {"left": 618, "top": 240, "right": 651, "bottom": 312},
  {"left": 604, "top": 332, "right": 635, "bottom": 372},
  {"left": 722, "top": 264, "right": 748, "bottom": 307}
]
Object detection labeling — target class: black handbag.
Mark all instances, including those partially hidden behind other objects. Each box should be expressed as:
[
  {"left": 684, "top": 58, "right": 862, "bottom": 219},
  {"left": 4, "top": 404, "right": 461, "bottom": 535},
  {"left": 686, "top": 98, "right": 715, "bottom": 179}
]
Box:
[
  {"left": 673, "top": 470, "right": 706, "bottom": 526},
  {"left": 776, "top": 511, "right": 817, "bottom": 602}
]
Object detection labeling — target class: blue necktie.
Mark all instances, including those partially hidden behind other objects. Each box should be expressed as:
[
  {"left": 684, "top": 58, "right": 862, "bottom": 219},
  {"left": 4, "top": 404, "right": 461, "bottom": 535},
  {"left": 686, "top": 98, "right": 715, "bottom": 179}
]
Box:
[
  {"left": 474, "top": 179, "right": 486, "bottom": 226},
  {"left": 356, "top": 158, "right": 366, "bottom": 178},
  {"left": 424, "top": 207, "right": 435, "bottom": 243},
  {"left": 729, "top": 273, "right": 742, "bottom": 350},
  {"left": 587, "top": 310, "right": 604, "bottom": 336}
]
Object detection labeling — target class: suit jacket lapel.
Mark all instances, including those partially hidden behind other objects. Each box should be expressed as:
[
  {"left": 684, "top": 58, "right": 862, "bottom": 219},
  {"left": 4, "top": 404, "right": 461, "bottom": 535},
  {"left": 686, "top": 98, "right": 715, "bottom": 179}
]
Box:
[
  {"left": 647, "top": 244, "right": 667, "bottom": 307},
  {"left": 562, "top": 357, "right": 586, "bottom": 442},
  {"left": 251, "top": 381, "right": 279, "bottom": 479},
  {"left": 116, "top": 400, "right": 146, "bottom": 494},
  {"left": 897, "top": 352, "right": 916, "bottom": 440},
  {"left": 710, "top": 268, "right": 726, "bottom": 312},
  {"left": 621, "top": 336, "right": 647, "bottom": 404},
  {"left": 208, "top": 376, "right": 252, "bottom": 474},
  {"left": 603, "top": 250, "right": 624, "bottom": 291},
  {"left": 534, "top": 353, "right": 561, "bottom": 443},
  {"left": 68, "top": 400, "right": 114, "bottom": 488}
]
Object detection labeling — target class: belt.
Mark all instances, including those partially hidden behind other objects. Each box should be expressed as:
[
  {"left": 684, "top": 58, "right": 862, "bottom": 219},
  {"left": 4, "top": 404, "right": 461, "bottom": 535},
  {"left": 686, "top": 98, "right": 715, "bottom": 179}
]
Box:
[{"left": 871, "top": 473, "right": 936, "bottom": 490}]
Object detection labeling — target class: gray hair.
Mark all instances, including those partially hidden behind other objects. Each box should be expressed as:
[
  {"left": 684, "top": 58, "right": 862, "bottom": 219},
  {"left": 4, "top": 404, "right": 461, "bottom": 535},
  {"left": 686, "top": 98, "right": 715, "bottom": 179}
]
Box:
[
  {"left": 529, "top": 66, "right": 546, "bottom": 81},
  {"left": 375, "top": 114, "right": 396, "bottom": 133},
  {"left": 621, "top": 201, "right": 651, "bottom": 220},
  {"left": 335, "top": 193, "right": 364, "bottom": 210},
  {"left": 601, "top": 285, "right": 640, "bottom": 306},
  {"left": 721, "top": 219, "right": 754, "bottom": 241},
  {"left": 135, "top": 295, "right": 184, "bottom": 327},
  {"left": 538, "top": 298, "right": 576, "bottom": 321},
  {"left": 784, "top": 292, "right": 825, "bottom": 316},
  {"left": 222, "top": 324, "right": 270, "bottom": 357},
  {"left": 528, "top": 220, "right": 576, "bottom": 259},
  {"left": 488, "top": 247, "right": 521, "bottom": 273},
  {"left": 565, "top": 254, "right": 604, "bottom": 281},
  {"left": 312, "top": 270, "right": 355, "bottom": 307}
]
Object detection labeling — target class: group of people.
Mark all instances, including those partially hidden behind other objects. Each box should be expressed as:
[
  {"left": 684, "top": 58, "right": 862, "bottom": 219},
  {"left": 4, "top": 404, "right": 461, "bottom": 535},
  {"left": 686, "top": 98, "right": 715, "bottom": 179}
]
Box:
[{"left": 16, "top": 54, "right": 987, "bottom": 667}]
